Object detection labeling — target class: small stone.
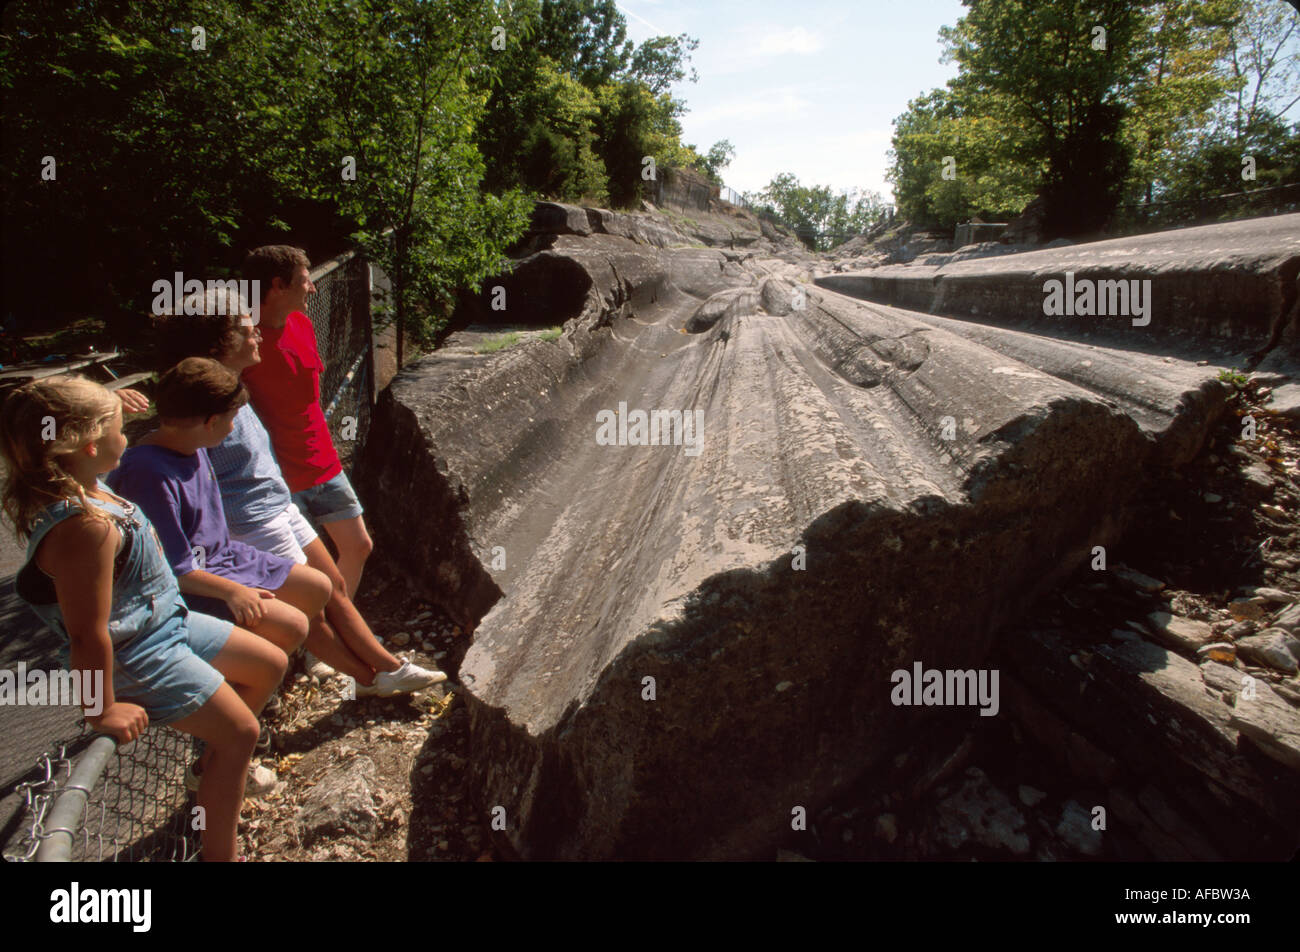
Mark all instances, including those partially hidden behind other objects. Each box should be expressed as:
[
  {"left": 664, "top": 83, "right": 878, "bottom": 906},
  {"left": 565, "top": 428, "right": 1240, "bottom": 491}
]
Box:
[
  {"left": 1229, "top": 598, "right": 1267, "bottom": 621},
  {"left": 776, "top": 849, "right": 815, "bottom": 862},
  {"left": 1260, "top": 503, "right": 1289, "bottom": 521},
  {"left": 294, "top": 757, "right": 379, "bottom": 843},
  {"left": 1271, "top": 603, "right": 1300, "bottom": 634},
  {"left": 1196, "top": 642, "right": 1236, "bottom": 664},
  {"left": 841, "top": 827, "right": 853, "bottom": 843},
  {"left": 1114, "top": 566, "right": 1165, "bottom": 593},
  {"left": 1241, "top": 465, "right": 1275, "bottom": 495},
  {"left": 1055, "top": 800, "right": 1103, "bottom": 856},
  {"left": 874, "top": 814, "right": 898, "bottom": 844},
  {"left": 775, "top": 681, "right": 793, "bottom": 692},
  {"left": 1225, "top": 619, "right": 1258, "bottom": 639},
  {"left": 1204, "top": 492, "right": 1222, "bottom": 503},
  {"left": 1145, "top": 611, "right": 1217, "bottom": 652},
  {"left": 391, "top": 632, "right": 411, "bottom": 647},
  {"left": 1242, "top": 587, "right": 1294, "bottom": 605},
  {"left": 1018, "top": 785, "right": 1047, "bottom": 807},
  {"left": 246, "top": 764, "right": 278, "bottom": 796},
  {"left": 1236, "top": 630, "right": 1300, "bottom": 674},
  {"left": 434, "top": 651, "right": 447, "bottom": 660},
  {"left": 420, "top": 764, "right": 434, "bottom": 776}
]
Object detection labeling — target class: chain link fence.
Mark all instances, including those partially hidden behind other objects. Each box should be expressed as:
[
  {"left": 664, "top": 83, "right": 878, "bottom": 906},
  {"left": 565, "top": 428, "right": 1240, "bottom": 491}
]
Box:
[
  {"left": 3, "top": 249, "right": 376, "bottom": 863},
  {"left": 304, "top": 251, "right": 376, "bottom": 469},
  {"left": 5, "top": 726, "right": 200, "bottom": 862}
]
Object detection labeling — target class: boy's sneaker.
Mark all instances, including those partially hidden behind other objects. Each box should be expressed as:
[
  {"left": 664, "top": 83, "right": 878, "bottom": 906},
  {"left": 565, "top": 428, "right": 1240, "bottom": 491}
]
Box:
[{"left": 354, "top": 660, "right": 448, "bottom": 697}]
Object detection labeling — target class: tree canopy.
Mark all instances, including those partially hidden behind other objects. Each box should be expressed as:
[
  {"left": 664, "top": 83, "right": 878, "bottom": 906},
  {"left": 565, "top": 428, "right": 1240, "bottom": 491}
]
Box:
[
  {"left": 745, "top": 174, "right": 888, "bottom": 251},
  {"left": 1, "top": 0, "right": 711, "bottom": 353},
  {"left": 887, "top": 0, "right": 1300, "bottom": 237}
]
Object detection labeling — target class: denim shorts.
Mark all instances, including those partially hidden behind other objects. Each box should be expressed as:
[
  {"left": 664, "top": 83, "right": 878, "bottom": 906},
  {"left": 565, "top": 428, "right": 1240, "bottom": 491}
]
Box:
[
  {"left": 112, "top": 610, "right": 233, "bottom": 725},
  {"left": 292, "top": 470, "right": 364, "bottom": 524}
]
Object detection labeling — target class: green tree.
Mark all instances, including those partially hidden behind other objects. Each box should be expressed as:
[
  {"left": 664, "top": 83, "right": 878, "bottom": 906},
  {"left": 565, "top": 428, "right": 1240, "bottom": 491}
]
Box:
[
  {"left": 886, "top": 0, "right": 1272, "bottom": 237},
  {"left": 594, "top": 80, "right": 696, "bottom": 207},
  {"left": 474, "top": 0, "right": 700, "bottom": 208},
  {"left": 627, "top": 32, "right": 700, "bottom": 94},
  {"left": 746, "top": 174, "right": 887, "bottom": 251},
  {"left": 537, "top": 0, "right": 633, "bottom": 89},
  {"left": 1123, "top": 0, "right": 1241, "bottom": 204},
  {"left": 0, "top": 0, "right": 316, "bottom": 334},
  {"left": 938, "top": 0, "right": 1154, "bottom": 237},
  {"left": 886, "top": 89, "right": 1036, "bottom": 229},
  {"left": 691, "top": 139, "right": 735, "bottom": 185},
  {"left": 299, "top": 0, "right": 533, "bottom": 363}
]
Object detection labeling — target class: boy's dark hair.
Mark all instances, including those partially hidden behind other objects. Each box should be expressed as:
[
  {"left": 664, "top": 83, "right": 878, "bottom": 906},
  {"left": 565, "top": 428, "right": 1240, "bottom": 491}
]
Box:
[
  {"left": 154, "top": 357, "right": 249, "bottom": 422},
  {"left": 244, "top": 245, "right": 310, "bottom": 304}
]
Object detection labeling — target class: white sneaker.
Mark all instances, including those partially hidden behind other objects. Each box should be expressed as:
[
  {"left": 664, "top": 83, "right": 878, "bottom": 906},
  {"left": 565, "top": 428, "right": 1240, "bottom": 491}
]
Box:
[{"left": 354, "top": 660, "right": 448, "bottom": 697}]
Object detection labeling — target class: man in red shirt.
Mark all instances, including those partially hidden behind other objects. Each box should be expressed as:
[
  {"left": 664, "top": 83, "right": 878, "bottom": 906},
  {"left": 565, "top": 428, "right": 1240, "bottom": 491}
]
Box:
[{"left": 241, "top": 246, "right": 373, "bottom": 600}]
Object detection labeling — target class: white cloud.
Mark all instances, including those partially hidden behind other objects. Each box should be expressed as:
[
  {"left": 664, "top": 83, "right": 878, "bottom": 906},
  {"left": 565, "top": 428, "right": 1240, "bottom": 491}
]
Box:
[
  {"left": 704, "top": 23, "right": 827, "bottom": 75},
  {"left": 754, "top": 27, "right": 823, "bottom": 56},
  {"left": 718, "top": 129, "right": 898, "bottom": 201},
  {"left": 687, "top": 88, "right": 815, "bottom": 124}
]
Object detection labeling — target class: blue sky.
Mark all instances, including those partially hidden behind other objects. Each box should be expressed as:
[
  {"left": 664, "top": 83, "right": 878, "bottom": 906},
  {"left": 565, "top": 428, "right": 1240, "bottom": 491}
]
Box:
[{"left": 617, "top": 0, "right": 968, "bottom": 204}]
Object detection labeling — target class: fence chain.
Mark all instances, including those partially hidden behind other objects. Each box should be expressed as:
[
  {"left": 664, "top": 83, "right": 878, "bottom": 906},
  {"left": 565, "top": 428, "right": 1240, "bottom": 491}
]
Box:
[{"left": 4, "top": 744, "right": 72, "bottom": 862}]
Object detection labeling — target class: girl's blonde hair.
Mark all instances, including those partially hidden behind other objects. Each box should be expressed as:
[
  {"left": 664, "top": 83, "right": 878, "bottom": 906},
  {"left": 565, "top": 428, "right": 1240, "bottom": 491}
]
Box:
[{"left": 1, "top": 374, "right": 120, "bottom": 539}]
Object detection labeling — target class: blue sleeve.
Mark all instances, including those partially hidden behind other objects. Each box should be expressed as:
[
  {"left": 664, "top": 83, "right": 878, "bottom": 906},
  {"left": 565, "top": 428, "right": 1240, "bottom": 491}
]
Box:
[{"left": 110, "top": 462, "right": 195, "bottom": 577}]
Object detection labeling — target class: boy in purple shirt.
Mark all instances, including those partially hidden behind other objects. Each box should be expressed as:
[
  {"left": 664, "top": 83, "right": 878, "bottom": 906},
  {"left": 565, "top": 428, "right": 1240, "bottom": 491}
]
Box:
[{"left": 107, "top": 358, "right": 331, "bottom": 655}]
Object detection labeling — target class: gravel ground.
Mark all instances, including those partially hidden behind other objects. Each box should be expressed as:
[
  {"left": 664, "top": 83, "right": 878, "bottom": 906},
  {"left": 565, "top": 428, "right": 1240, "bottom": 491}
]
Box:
[{"left": 239, "top": 558, "right": 488, "bottom": 862}]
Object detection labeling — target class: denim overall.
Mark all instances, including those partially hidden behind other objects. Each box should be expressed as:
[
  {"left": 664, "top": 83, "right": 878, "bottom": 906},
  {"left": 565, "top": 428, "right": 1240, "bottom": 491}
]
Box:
[{"left": 15, "top": 481, "right": 227, "bottom": 724}]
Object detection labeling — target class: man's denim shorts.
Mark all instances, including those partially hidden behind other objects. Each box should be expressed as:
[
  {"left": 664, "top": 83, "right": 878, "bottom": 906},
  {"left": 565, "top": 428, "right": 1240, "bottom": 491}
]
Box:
[{"left": 292, "top": 470, "right": 364, "bottom": 525}]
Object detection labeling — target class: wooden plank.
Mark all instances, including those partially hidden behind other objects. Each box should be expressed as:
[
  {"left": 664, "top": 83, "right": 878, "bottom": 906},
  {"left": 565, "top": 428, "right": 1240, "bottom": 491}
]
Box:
[
  {"left": 0, "top": 352, "right": 120, "bottom": 383},
  {"left": 103, "top": 371, "right": 153, "bottom": 391}
]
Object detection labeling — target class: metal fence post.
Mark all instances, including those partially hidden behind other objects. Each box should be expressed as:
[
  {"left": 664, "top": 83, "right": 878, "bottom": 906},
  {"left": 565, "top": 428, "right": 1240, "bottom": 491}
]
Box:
[{"left": 33, "top": 736, "right": 116, "bottom": 862}]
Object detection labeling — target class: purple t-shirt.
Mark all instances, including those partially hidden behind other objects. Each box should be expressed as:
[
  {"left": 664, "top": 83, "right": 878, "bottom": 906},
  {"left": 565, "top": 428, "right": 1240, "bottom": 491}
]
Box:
[{"left": 107, "top": 444, "right": 294, "bottom": 593}]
